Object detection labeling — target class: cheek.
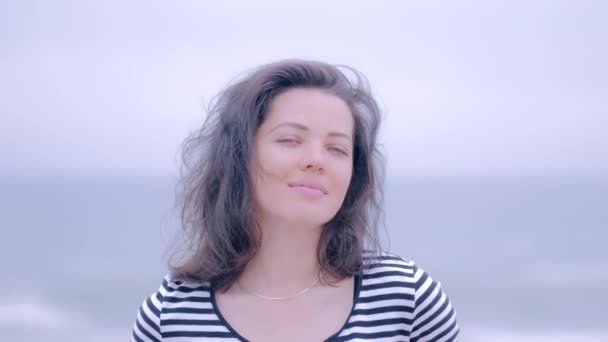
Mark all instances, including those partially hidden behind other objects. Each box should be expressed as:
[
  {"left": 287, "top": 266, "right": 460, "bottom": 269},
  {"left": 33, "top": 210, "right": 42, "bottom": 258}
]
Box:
[
  {"left": 336, "top": 163, "right": 353, "bottom": 189},
  {"left": 329, "top": 164, "right": 353, "bottom": 206},
  {"left": 254, "top": 148, "right": 292, "bottom": 183},
  {"left": 251, "top": 146, "right": 294, "bottom": 203}
]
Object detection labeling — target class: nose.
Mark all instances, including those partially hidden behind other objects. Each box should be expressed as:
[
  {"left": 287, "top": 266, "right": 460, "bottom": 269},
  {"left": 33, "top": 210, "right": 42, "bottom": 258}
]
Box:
[
  {"left": 305, "top": 162, "right": 323, "bottom": 173},
  {"left": 301, "top": 144, "right": 325, "bottom": 173}
]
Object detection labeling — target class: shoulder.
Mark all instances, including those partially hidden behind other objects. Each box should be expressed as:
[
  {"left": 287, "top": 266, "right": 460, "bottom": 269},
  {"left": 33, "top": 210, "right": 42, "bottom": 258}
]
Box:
[
  {"left": 359, "top": 252, "right": 460, "bottom": 341},
  {"left": 357, "top": 251, "right": 419, "bottom": 308},
  {"left": 361, "top": 251, "right": 453, "bottom": 304},
  {"left": 134, "top": 274, "right": 211, "bottom": 317},
  {"left": 361, "top": 251, "right": 440, "bottom": 287},
  {"left": 131, "top": 275, "right": 213, "bottom": 341},
  {"left": 361, "top": 251, "right": 418, "bottom": 282},
  {"left": 158, "top": 274, "right": 213, "bottom": 304}
]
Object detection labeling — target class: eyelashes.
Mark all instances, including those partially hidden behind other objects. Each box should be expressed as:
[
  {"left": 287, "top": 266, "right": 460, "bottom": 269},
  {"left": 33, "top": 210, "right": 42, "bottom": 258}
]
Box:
[
  {"left": 276, "top": 138, "right": 299, "bottom": 145},
  {"left": 328, "top": 146, "right": 349, "bottom": 156},
  {"left": 276, "top": 138, "right": 349, "bottom": 156}
]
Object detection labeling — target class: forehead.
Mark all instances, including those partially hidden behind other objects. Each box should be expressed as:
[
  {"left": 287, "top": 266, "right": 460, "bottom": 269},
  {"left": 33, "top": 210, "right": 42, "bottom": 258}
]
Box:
[{"left": 261, "top": 88, "right": 354, "bottom": 135}]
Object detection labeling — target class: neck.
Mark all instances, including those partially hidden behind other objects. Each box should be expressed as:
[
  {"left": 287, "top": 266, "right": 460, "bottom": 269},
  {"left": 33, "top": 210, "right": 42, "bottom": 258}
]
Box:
[{"left": 238, "top": 215, "right": 323, "bottom": 297}]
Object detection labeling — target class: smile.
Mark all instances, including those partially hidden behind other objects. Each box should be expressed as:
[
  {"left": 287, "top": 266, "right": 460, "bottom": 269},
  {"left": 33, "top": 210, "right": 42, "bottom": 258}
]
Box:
[
  {"left": 289, "top": 183, "right": 327, "bottom": 197},
  {"left": 288, "top": 184, "right": 327, "bottom": 197}
]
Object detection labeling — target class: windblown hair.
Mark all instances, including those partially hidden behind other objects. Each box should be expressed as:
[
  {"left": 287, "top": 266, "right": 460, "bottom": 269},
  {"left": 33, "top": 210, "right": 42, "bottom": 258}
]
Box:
[{"left": 169, "top": 59, "right": 385, "bottom": 291}]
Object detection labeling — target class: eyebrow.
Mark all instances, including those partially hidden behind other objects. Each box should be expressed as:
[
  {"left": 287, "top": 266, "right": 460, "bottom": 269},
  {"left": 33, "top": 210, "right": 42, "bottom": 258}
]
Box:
[{"left": 268, "top": 122, "right": 352, "bottom": 142}]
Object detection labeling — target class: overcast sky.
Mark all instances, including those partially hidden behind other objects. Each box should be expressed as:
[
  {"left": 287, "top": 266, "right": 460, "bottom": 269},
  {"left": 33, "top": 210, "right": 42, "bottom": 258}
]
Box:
[{"left": 1, "top": 0, "right": 606, "bottom": 179}]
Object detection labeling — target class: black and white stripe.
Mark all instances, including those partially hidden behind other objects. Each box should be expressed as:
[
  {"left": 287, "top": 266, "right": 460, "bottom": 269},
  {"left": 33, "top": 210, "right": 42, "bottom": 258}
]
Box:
[{"left": 132, "top": 254, "right": 459, "bottom": 341}]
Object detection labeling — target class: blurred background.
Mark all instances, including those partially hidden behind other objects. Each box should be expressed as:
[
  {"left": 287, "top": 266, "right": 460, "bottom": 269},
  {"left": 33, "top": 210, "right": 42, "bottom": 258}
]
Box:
[{"left": 1, "top": 1, "right": 607, "bottom": 341}]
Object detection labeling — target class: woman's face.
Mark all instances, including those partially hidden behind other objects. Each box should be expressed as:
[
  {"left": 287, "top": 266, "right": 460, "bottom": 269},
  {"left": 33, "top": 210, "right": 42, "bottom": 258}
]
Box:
[{"left": 250, "top": 87, "right": 354, "bottom": 228}]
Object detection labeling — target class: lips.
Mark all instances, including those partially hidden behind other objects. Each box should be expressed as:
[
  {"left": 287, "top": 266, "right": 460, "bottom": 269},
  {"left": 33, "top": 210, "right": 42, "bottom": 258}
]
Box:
[{"left": 287, "top": 181, "right": 328, "bottom": 195}]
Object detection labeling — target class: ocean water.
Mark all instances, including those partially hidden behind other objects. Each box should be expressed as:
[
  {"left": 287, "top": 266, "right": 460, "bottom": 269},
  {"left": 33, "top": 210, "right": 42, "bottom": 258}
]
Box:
[{"left": 1, "top": 176, "right": 606, "bottom": 341}]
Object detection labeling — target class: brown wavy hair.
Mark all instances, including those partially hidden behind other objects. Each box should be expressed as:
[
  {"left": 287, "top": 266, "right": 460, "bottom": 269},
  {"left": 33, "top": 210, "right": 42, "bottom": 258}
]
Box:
[{"left": 169, "top": 59, "right": 385, "bottom": 290}]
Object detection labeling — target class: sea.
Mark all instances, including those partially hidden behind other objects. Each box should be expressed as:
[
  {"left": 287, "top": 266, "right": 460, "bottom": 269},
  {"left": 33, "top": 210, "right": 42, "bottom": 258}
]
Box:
[{"left": 1, "top": 175, "right": 607, "bottom": 341}]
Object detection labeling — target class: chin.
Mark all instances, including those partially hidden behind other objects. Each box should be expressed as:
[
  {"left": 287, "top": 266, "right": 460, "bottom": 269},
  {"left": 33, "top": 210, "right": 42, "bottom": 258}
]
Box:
[
  {"left": 284, "top": 209, "right": 339, "bottom": 227},
  {"left": 257, "top": 197, "right": 342, "bottom": 227}
]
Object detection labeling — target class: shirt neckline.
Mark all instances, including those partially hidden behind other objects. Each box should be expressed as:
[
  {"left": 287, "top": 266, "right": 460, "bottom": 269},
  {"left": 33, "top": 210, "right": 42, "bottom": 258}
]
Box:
[{"left": 210, "top": 273, "right": 362, "bottom": 342}]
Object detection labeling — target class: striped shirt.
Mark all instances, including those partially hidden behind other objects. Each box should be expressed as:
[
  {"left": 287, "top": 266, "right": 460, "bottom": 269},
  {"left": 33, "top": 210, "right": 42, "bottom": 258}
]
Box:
[{"left": 132, "top": 254, "right": 459, "bottom": 341}]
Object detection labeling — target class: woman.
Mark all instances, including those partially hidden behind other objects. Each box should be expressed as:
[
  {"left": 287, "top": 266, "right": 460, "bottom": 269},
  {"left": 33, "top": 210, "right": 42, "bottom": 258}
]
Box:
[{"left": 132, "top": 60, "right": 459, "bottom": 341}]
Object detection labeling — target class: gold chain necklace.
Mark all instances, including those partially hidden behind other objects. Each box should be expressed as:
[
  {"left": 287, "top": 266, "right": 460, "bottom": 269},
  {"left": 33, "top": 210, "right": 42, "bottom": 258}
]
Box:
[{"left": 238, "top": 278, "right": 320, "bottom": 301}]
